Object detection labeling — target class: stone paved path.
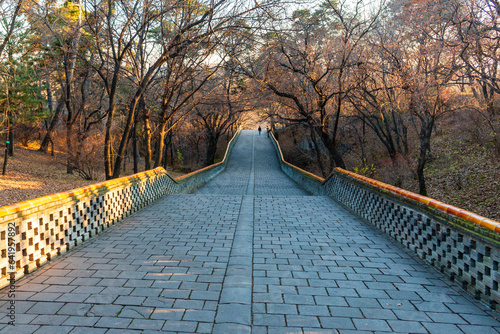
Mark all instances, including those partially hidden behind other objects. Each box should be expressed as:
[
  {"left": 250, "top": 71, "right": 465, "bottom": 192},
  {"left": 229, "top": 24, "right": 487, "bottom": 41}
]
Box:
[{"left": 1, "top": 130, "right": 499, "bottom": 333}]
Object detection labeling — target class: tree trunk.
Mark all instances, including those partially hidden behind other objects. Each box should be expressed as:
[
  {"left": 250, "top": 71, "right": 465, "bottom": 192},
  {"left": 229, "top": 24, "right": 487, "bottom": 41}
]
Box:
[
  {"left": 64, "top": 0, "right": 83, "bottom": 175},
  {"left": 123, "top": 148, "right": 128, "bottom": 175},
  {"left": 112, "top": 95, "right": 141, "bottom": 178},
  {"left": 103, "top": 64, "right": 123, "bottom": 179},
  {"left": 416, "top": 120, "right": 434, "bottom": 196},
  {"left": 167, "top": 131, "right": 174, "bottom": 167},
  {"left": 66, "top": 121, "right": 73, "bottom": 174},
  {"left": 40, "top": 98, "right": 64, "bottom": 153},
  {"left": 330, "top": 71, "right": 346, "bottom": 169},
  {"left": 205, "top": 134, "right": 219, "bottom": 166},
  {"left": 74, "top": 134, "right": 84, "bottom": 177},
  {"left": 397, "top": 115, "right": 409, "bottom": 155},
  {"left": 7, "top": 122, "right": 14, "bottom": 157},
  {"left": 144, "top": 115, "right": 152, "bottom": 170},
  {"left": 162, "top": 139, "right": 169, "bottom": 168},
  {"left": 318, "top": 126, "right": 345, "bottom": 172},
  {"left": 359, "top": 114, "right": 397, "bottom": 163},
  {"left": 195, "top": 137, "right": 201, "bottom": 164},
  {"left": 104, "top": 104, "right": 116, "bottom": 179},
  {"left": 352, "top": 125, "right": 367, "bottom": 168},
  {"left": 416, "top": 155, "right": 427, "bottom": 196},
  {"left": 2, "top": 123, "right": 9, "bottom": 175},
  {"left": 132, "top": 96, "right": 145, "bottom": 174},
  {"left": 169, "top": 132, "right": 174, "bottom": 166},
  {"left": 310, "top": 128, "right": 327, "bottom": 177},
  {"left": 2, "top": 146, "right": 7, "bottom": 176},
  {"left": 50, "top": 138, "right": 54, "bottom": 156},
  {"left": 133, "top": 124, "right": 139, "bottom": 174},
  {"left": 164, "top": 138, "right": 170, "bottom": 168},
  {"left": 46, "top": 73, "right": 54, "bottom": 112},
  {"left": 154, "top": 123, "right": 167, "bottom": 168},
  {"left": 39, "top": 71, "right": 55, "bottom": 153}
]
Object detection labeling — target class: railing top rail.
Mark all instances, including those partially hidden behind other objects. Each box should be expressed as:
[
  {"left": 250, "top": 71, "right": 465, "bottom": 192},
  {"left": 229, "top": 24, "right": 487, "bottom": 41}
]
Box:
[
  {"left": 0, "top": 167, "right": 166, "bottom": 219},
  {"left": 175, "top": 127, "right": 241, "bottom": 181},
  {"left": 332, "top": 167, "right": 500, "bottom": 234},
  {"left": 271, "top": 131, "right": 500, "bottom": 234}
]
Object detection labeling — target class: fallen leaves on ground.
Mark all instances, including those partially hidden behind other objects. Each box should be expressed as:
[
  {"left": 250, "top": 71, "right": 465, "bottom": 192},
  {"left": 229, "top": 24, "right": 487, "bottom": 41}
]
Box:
[{"left": 0, "top": 146, "right": 106, "bottom": 207}]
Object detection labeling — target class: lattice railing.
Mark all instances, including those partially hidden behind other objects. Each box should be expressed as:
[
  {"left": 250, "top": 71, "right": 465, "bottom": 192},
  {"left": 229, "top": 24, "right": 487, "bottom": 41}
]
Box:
[{"left": 270, "top": 132, "right": 500, "bottom": 309}]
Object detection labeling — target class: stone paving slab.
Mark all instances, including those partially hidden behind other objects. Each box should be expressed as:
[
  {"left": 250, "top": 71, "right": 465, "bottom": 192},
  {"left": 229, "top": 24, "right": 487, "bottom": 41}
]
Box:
[
  {"left": 197, "top": 130, "right": 308, "bottom": 196},
  {"left": 0, "top": 131, "right": 499, "bottom": 333}
]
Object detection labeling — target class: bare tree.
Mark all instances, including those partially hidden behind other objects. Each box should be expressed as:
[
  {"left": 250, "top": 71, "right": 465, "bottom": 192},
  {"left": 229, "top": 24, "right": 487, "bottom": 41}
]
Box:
[
  {"left": 388, "top": 0, "right": 462, "bottom": 195},
  {"left": 0, "top": 0, "right": 23, "bottom": 58},
  {"left": 248, "top": 0, "right": 384, "bottom": 175},
  {"left": 195, "top": 68, "right": 248, "bottom": 165},
  {"left": 451, "top": 0, "right": 500, "bottom": 155},
  {"left": 85, "top": 0, "right": 267, "bottom": 179},
  {"left": 347, "top": 22, "right": 409, "bottom": 163},
  {"left": 28, "top": 0, "right": 89, "bottom": 173}
]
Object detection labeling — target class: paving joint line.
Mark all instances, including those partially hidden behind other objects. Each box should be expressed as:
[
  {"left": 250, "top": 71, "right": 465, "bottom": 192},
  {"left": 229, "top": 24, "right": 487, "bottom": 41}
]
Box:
[
  {"left": 246, "top": 132, "right": 255, "bottom": 196},
  {"left": 213, "top": 195, "right": 254, "bottom": 333}
]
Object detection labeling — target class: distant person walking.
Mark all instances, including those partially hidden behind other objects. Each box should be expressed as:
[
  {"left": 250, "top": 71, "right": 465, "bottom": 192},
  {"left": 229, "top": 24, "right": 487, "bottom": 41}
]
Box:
[
  {"left": 266, "top": 126, "right": 270, "bottom": 137},
  {"left": 258, "top": 126, "right": 262, "bottom": 135}
]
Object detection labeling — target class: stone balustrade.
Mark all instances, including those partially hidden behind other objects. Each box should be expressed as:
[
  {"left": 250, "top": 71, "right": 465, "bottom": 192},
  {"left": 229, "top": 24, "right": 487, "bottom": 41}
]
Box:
[{"left": 271, "top": 132, "right": 500, "bottom": 309}]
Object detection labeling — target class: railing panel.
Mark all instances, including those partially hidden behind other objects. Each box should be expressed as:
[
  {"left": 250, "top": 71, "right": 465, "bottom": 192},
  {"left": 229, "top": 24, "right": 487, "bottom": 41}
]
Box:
[
  {"left": 269, "top": 133, "right": 324, "bottom": 195},
  {"left": 0, "top": 168, "right": 170, "bottom": 288},
  {"left": 270, "top": 131, "right": 500, "bottom": 309}
]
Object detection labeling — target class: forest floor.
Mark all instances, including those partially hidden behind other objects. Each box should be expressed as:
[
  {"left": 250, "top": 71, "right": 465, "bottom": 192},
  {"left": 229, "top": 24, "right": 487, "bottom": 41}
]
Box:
[
  {"left": 423, "top": 130, "right": 500, "bottom": 222},
  {"left": 0, "top": 144, "right": 184, "bottom": 208}
]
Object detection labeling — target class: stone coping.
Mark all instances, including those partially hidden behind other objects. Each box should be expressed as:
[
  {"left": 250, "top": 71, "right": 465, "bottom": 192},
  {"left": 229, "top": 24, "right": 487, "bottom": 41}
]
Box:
[
  {"left": 0, "top": 168, "right": 167, "bottom": 220},
  {"left": 270, "top": 132, "right": 500, "bottom": 234}
]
